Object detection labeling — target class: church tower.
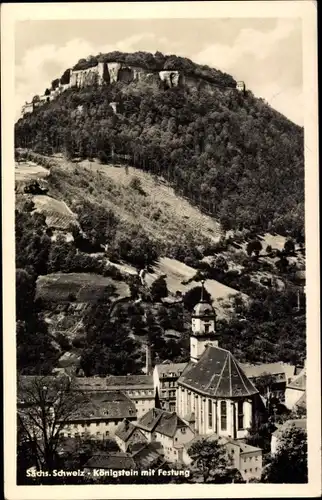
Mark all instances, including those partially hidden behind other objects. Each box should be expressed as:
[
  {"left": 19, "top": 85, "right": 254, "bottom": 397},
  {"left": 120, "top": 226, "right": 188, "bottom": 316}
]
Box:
[{"left": 190, "top": 281, "right": 218, "bottom": 363}]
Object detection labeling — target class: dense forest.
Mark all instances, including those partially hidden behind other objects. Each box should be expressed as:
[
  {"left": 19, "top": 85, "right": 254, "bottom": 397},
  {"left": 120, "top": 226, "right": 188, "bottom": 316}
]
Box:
[{"left": 15, "top": 51, "right": 304, "bottom": 237}]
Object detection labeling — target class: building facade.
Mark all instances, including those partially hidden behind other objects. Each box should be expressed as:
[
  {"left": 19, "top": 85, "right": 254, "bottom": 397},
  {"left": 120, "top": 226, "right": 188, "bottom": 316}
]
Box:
[
  {"left": 60, "top": 390, "right": 137, "bottom": 440},
  {"left": 153, "top": 363, "right": 187, "bottom": 412},
  {"left": 182, "top": 433, "right": 262, "bottom": 482},
  {"left": 134, "top": 408, "right": 195, "bottom": 463}
]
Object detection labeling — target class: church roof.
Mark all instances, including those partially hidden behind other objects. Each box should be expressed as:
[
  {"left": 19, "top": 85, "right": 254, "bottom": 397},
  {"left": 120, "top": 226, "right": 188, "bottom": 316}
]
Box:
[
  {"left": 193, "top": 301, "right": 215, "bottom": 317},
  {"left": 178, "top": 346, "right": 258, "bottom": 398}
]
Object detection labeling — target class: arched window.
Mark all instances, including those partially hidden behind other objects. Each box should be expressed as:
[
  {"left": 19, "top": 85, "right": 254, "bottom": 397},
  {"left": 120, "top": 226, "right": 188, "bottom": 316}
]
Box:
[
  {"left": 238, "top": 400, "right": 244, "bottom": 430},
  {"left": 220, "top": 401, "right": 227, "bottom": 430},
  {"left": 208, "top": 399, "right": 213, "bottom": 428}
]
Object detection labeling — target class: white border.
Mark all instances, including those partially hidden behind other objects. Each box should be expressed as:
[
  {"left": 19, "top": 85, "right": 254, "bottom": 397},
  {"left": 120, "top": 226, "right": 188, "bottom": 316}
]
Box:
[{"left": 2, "top": 2, "right": 320, "bottom": 499}]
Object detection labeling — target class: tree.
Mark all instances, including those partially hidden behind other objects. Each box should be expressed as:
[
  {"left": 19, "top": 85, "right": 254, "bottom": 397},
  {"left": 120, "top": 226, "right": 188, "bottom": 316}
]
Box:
[
  {"left": 81, "top": 298, "right": 143, "bottom": 376},
  {"left": 262, "top": 425, "right": 307, "bottom": 483},
  {"left": 16, "top": 269, "right": 37, "bottom": 321},
  {"left": 17, "top": 375, "right": 87, "bottom": 475},
  {"left": 187, "top": 438, "right": 235, "bottom": 483},
  {"left": 44, "top": 88, "right": 51, "bottom": 96},
  {"left": 246, "top": 240, "right": 263, "bottom": 257},
  {"left": 284, "top": 238, "right": 295, "bottom": 255},
  {"left": 183, "top": 285, "right": 212, "bottom": 311},
  {"left": 150, "top": 276, "right": 168, "bottom": 301}
]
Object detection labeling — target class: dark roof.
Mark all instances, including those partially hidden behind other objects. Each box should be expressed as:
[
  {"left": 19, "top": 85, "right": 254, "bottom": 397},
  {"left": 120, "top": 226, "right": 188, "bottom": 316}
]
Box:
[
  {"left": 136, "top": 408, "right": 188, "bottom": 438},
  {"left": 131, "top": 443, "right": 164, "bottom": 468},
  {"left": 155, "top": 362, "right": 187, "bottom": 378},
  {"left": 84, "top": 452, "right": 136, "bottom": 470},
  {"left": 67, "top": 391, "right": 136, "bottom": 421},
  {"left": 115, "top": 419, "right": 138, "bottom": 441},
  {"left": 178, "top": 346, "right": 258, "bottom": 398},
  {"left": 77, "top": 375, "right": 154, "bottom": 391},
  {"left": 105, "top": 374, "right": 154, "bottom": 389},
  {"left": 193, "top": 300, "right": 215, "bottom": 318}
]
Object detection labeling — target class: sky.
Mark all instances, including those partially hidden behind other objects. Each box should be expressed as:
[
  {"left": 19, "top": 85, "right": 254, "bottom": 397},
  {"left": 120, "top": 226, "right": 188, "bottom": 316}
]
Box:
[{"left": 15, "top": 18, "right": 303, "bottom": 125}]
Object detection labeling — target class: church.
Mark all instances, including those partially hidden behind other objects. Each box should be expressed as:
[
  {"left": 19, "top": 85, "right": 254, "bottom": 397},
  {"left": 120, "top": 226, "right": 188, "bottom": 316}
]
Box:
[{"left": 175, "top": 283, "right": 262, "bottom": 439}]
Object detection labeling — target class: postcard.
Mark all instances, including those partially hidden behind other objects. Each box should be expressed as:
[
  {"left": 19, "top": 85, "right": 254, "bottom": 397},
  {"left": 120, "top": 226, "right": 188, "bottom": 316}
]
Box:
[{"left": 2, "top": 1, "right": 320, "bottom": 499}]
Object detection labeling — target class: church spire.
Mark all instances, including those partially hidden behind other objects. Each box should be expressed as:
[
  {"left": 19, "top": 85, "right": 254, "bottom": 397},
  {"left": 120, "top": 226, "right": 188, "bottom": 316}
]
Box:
[{"left": 200, "top": 280, "right": 205, "bottom": 301}]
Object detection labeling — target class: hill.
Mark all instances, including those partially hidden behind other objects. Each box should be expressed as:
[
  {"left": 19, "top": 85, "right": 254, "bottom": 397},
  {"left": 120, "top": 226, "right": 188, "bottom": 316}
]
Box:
[
  {"left": 15, "top": 50, "right": 304, "bottom": 237},
  {"left": 14, "top": 51, "right": 306, "bottom": 377}
]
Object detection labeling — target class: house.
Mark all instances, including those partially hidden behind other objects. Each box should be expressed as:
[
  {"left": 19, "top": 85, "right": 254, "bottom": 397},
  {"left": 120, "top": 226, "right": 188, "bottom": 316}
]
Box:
[
  {"left": 61, "top": 390, "right": 137, "bottom": 440},
  {"left": 134, "top": 408, "right": 195, "bottom": 463},
  {"left": 130, "top": 442, "right": 166, "bottom": 469},
  {"left": 76, "top": 375, "right": 155, "bottom": 418},
  {"left": 84, "top": 452, "right": 137, "bottom": 474},
  {"left": 182, "top": 433, "right": 262, "bottom": 482},
  {"left": 115, "top": 419, "right": 147, "bottom": 452},
  {"left": 105, "top": 375, "right": 155, "bottom": 418},
  {"left": 153, "top": 363, "right": 187, "bottom": 412},
  {"left": 271, "top": 418, "right": 307, "bottom": 455},
  {"left": 285, "top": 365, "right": 306, "bottom": 410},
  {"left": 239, "top": 362, "right": 297, "bottom": 402}
]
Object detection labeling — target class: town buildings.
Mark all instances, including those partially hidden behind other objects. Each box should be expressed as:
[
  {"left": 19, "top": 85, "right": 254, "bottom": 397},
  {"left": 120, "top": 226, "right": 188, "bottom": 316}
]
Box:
[
  {"left": 239, "top": 362, "right": 298, "bottom": 402},
  {"left": 182, "top": 433, "right": 262, "bottom": 482},
  {"left": 133, "top": 408, "right": 195, "bottom": 463},
  {"left": 153, "top": 363, "right": 186, "bottom": 412},
  {"left": 60, "top": 390, "right": 136, "bottom": 439},
  {"left": 284, "top": 365, "right": 306, "bottom": 411},
  {"left": 76, "top": 375, "right": 155, "bottom": 418}
]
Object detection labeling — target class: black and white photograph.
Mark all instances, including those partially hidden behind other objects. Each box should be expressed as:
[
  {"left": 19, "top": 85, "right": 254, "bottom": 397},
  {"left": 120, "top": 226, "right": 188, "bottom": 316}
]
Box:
[{"left": 2, "top": 1, "right": 320, "bottom": 499}]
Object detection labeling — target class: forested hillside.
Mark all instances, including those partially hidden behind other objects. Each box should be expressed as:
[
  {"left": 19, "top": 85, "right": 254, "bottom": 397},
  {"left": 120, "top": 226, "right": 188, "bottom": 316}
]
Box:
[
  {"left": 15, "top": 51, "right": 306, "bottom": 378},
  {"left": 15, "top": 51, "right": 304, "bottom": 237}
]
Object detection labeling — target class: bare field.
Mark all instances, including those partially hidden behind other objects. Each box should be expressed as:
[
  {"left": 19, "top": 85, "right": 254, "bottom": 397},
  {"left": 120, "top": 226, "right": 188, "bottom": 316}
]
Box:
[
  {"left": 36, "top": 273, "right": 131, "bottom": 303},
  {"left": 15, "top": 161, "right": 50, "bottom": 182}
]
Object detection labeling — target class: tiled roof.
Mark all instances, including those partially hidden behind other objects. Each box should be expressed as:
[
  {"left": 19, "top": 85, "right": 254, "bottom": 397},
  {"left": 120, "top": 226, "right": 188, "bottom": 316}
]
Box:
[
  {"left": 66, "top": 391, "right": 136, "bottom": 421},
  {"left": 136, "top": 408, "right": 188, "bottom": 438},
  {"left": 105, "top": 375, "right": 154, "bottom": 389},
  {"left": 193, "top": 300, "right": 216, "bottom": 317},
  {"left": 115, "top": 419, "right": 138, "bottom": 441},
  {"left": 155, "top": 362, "right": 187, "bottom": 378},
  {"left": 178, "top": 346, "right": 258, "bottom": 398},
  {"left": 84, "top": 452, "right": 136, "bottom": 470},
  {"left": 240, "top": 362, "right": 296, "bottom": 380},
  {"left": 287, "top": 369, "right": 306, "bottom": 391},
  {"left": 76, "top": 375, "right": 154, "bottom": 391},
  {"left": 75, "top": 377, "right": 106, "bottom": 391},
  {"left": 131, "top": 443, "right": 164, "bottom": 468},
  {"left": 272, "top": 418, "right": 307, "bottom": 438}
]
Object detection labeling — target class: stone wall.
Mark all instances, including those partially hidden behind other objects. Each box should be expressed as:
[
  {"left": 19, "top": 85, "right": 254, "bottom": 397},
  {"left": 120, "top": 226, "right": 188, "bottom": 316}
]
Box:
[{"left": 159, "top": 70, "right": 181, "bottom": 88}]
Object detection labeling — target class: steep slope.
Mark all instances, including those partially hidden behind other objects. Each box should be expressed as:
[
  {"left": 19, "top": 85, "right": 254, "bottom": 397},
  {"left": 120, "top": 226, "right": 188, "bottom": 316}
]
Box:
[{"left": 15, "top": 51, "right": 304, "bottom": 237}]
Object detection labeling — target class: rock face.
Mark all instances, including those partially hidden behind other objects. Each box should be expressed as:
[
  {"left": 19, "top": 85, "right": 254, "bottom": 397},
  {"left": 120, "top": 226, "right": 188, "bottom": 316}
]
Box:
[
  {"left": 107, "top": 62, "right": 122, "bottom": 83},
  {"left": 159, "top": 70, "right": 181, "bottom": 87},
  {"left": 70, "top": 64, "right": 105, "bottom": 87},
  {"left": 21, "top": 60, "right": 242, "bottom": 116}
]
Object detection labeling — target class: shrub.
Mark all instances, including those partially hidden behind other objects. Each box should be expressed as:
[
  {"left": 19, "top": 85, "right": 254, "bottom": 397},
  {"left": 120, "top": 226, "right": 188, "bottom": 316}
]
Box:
[{"left": 150, "top": 276, "right": 168, "bottom": 301}]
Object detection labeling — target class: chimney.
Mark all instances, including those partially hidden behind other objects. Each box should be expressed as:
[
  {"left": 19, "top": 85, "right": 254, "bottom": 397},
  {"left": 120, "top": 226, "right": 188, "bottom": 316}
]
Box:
[{"left": 145, "top": 342, "right": 153, "bottom": 375}]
